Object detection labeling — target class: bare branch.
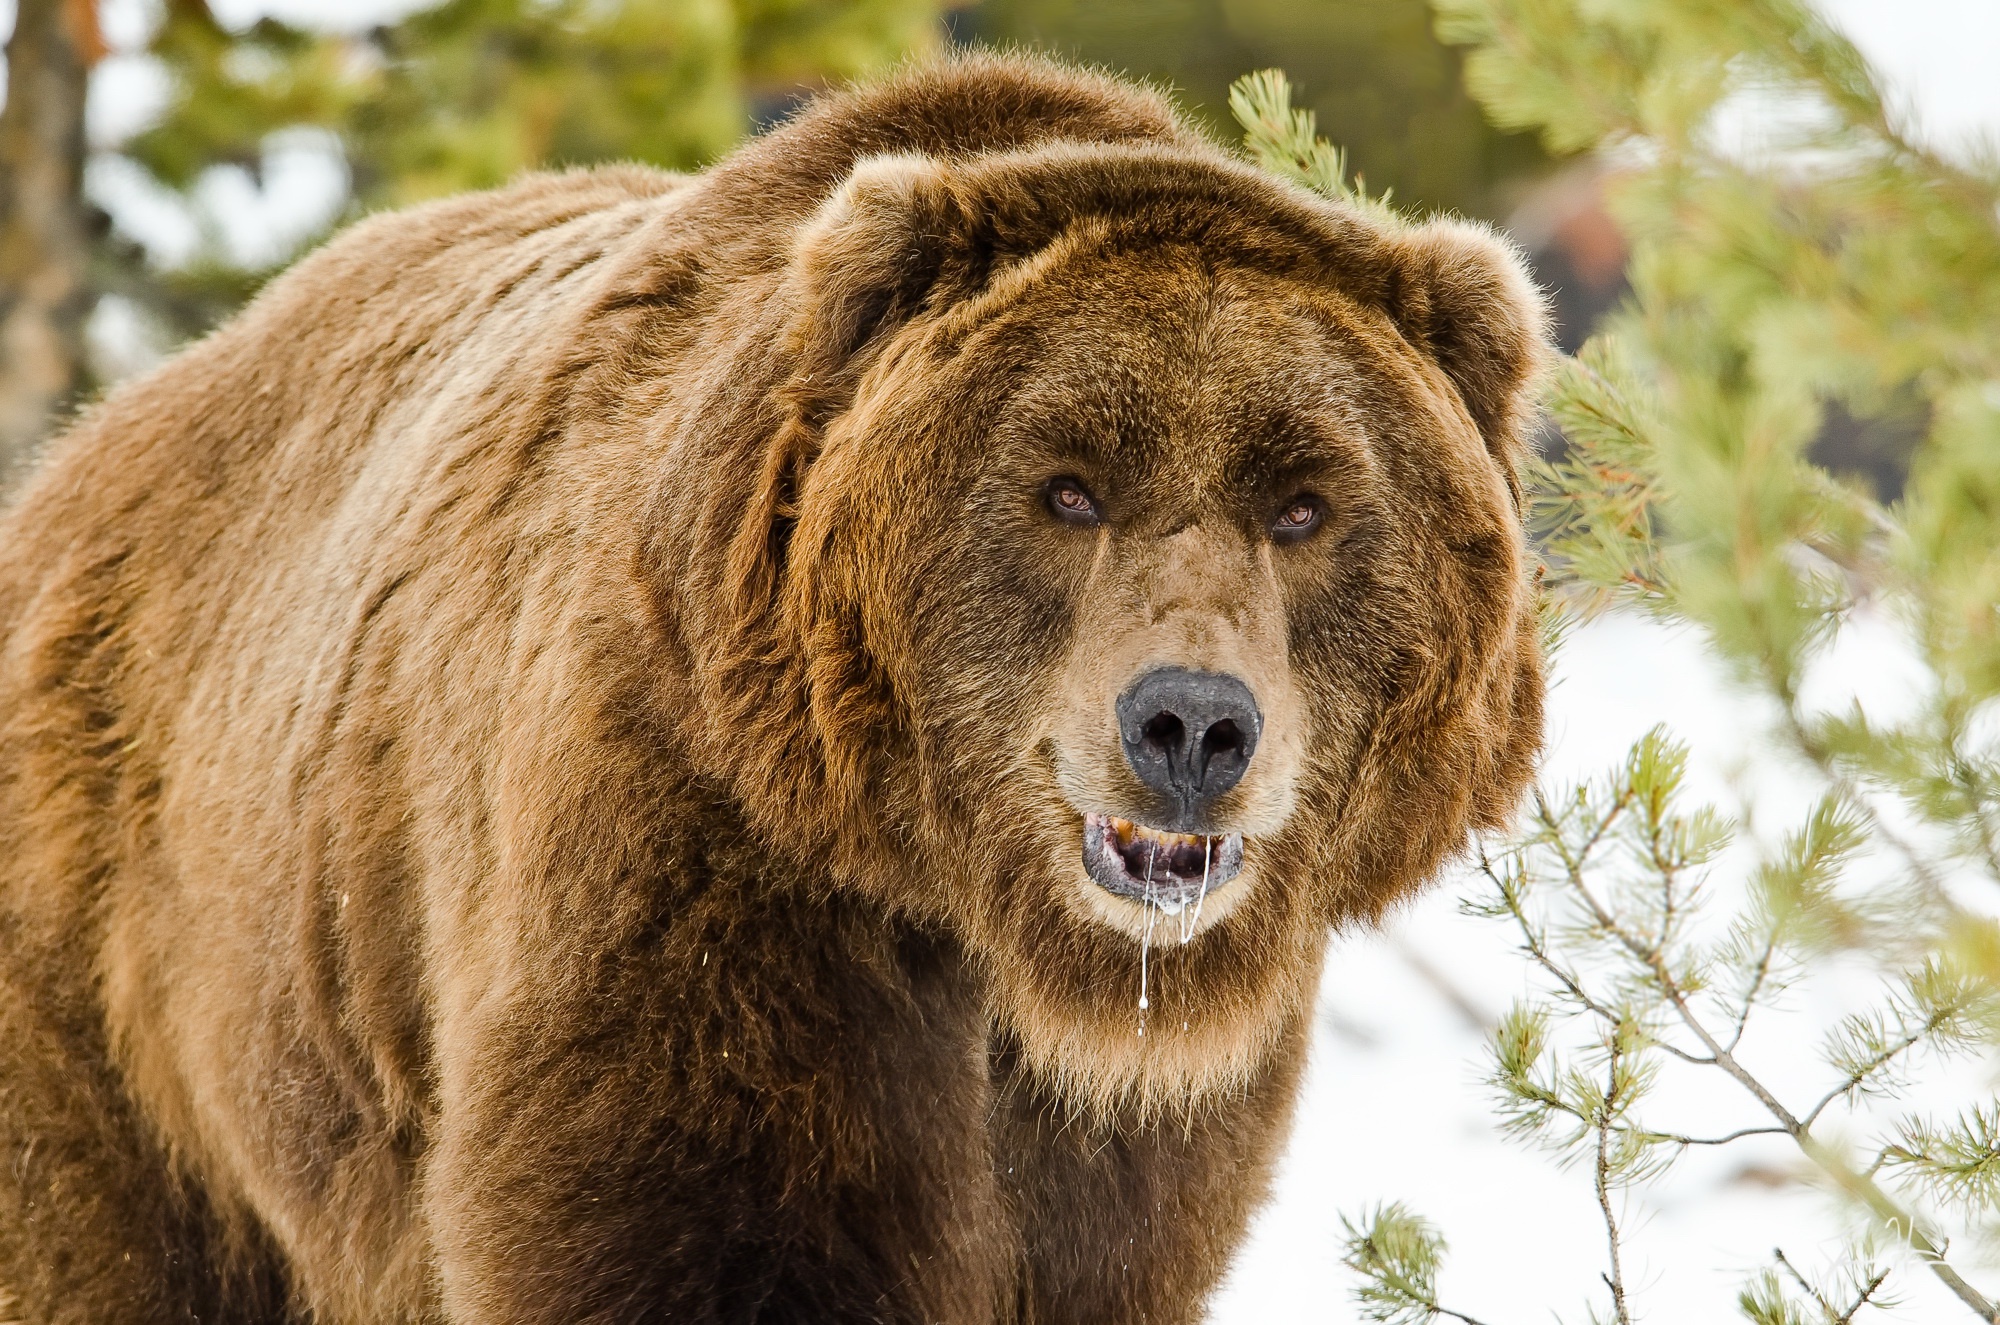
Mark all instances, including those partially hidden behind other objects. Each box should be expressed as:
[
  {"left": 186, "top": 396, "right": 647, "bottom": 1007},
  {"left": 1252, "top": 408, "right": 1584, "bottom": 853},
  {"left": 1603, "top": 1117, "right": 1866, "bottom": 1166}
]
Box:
[{"left": 1640, "top": 1125, "right": 1790, "bottom": 1148}]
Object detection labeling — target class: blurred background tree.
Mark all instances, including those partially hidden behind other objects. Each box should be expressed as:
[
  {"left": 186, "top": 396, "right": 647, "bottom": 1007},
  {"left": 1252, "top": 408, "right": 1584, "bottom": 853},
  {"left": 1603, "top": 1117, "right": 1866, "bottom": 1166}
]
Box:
[
  {"left": 0, "top": 0, "right": 1564, "bottom": 481},
  {"left": 0, "top": 0, "right": 950, "bottom": 474},
  {"left": 0, "top": 0, "right": 98, "bottom": 477}
]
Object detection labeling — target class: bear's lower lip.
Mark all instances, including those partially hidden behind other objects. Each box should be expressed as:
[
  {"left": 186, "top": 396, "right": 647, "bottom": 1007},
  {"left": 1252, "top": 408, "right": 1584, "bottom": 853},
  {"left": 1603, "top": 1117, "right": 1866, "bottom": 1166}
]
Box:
[{"left": 1081, "top": 813, "right": 1244, "bottom": 908}]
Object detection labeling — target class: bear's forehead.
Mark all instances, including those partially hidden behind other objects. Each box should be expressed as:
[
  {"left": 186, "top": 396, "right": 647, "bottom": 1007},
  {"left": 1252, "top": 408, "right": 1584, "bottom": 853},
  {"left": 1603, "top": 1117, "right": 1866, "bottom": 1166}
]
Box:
[
  {"left": 978, "top": 266, "right": 1432, "bottom": 470},
  {"left": 995, "top": 248, "right": 1412, "bottom": 389}
]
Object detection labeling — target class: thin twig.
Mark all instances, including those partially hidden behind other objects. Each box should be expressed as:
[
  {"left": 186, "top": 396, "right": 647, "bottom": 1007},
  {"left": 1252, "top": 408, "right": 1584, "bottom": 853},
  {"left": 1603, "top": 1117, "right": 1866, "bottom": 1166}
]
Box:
[
  {"left": 1728, "top": 933, "right": 1780, "bottom": 1052},
  {"left": 1773, "top": 1247, "right": 1890, "bottom": 1325},
  {"left": 1775, "top": 1247, "right": 1841, "bottom": 1319},
  {"left": 1800, "top": 1024, "right": 1932, "bottom": 1130},
  {"left": 1643, "top": 1124, "right": 1790, "bottom": 1147},
  {"left": 1534, "top": 786, "right": 1632, "bottom": 879},
  {"left": 1597, "top": 1036, "right": 1633, "bottom": 1325},
  {"left": 1478, "top": 849, "right": 1714, "bottom": 1065},
  {"left": 1836, "top": 1270, "right": 1891, "bottom": 1324}
]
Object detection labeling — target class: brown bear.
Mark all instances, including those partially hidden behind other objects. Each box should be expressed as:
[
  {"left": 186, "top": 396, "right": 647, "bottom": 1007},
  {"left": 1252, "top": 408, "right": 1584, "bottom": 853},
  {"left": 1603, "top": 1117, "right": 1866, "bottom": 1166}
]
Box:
[{"left": 0, "top": 53, "right": 1546, "bottom": 1325}]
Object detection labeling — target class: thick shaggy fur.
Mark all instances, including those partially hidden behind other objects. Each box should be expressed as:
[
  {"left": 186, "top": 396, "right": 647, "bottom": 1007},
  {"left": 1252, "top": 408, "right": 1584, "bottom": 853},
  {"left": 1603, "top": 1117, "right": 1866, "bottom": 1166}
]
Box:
[{"left": 0, "top": 56, "right": 1548, "bottom": 1323}]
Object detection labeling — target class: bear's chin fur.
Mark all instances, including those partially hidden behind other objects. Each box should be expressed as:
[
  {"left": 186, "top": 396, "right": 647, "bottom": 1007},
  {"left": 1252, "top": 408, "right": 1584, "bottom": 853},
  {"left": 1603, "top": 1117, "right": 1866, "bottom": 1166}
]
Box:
[
  {"left": 951, "top": 828, "right": 1320, "bottom": 1118},
  {"left": 989, "top": 886, "right": 1321, "bottom": 1120},
  {"left": 0, "top": 53, "right": 1547, "bottom": 1325}
]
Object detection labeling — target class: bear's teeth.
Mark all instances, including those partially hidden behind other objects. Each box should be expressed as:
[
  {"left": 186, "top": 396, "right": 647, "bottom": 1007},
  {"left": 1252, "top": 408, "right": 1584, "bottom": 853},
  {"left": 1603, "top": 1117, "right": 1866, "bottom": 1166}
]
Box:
[{"left": 1122, "top": 820, "right": 1203, "bottom": 851}]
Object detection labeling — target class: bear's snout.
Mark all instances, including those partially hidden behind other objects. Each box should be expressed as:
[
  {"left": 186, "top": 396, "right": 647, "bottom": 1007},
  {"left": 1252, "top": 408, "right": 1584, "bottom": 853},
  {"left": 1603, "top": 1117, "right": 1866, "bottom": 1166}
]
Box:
[{"left": 1114, "top": 666, "right": 1262, "bottom": 829}]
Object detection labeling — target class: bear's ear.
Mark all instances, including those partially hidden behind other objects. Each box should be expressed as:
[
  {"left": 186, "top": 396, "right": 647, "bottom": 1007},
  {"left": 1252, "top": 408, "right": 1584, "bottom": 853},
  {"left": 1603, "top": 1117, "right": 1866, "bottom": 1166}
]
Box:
[
  {"left": 726, "top": 154, "right": 972, "bottom": 637},
  {"left": 1386, "top": 219, "right": 1552, "bottom": 502},
  {"left": 779, "top": 152, "right": 969, "bottom": 423}
]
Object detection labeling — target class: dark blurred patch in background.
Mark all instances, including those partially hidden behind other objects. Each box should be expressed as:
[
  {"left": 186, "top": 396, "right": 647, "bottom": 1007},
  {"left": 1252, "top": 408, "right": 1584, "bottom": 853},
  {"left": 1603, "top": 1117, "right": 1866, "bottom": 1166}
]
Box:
[{"left": 960, "top": 0, "right": 1550, "bottom": 223}]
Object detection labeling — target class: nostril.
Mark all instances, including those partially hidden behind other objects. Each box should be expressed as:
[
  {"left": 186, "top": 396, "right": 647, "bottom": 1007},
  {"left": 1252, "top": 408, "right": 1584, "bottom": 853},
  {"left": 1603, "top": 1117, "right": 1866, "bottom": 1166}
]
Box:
[
  {"left": 1141, "top": 712, "right": 1184, "bottom": 753},
  {"left": 1201, "top": 718, "right": 1245, "bottom": 761}
]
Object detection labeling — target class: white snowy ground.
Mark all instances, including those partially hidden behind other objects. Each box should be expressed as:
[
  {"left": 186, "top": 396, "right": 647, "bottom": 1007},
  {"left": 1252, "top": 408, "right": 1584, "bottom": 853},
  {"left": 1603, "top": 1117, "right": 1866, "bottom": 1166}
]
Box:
[{"left": 1209, "top": 610, "right": 1999, "bottom": 1323}]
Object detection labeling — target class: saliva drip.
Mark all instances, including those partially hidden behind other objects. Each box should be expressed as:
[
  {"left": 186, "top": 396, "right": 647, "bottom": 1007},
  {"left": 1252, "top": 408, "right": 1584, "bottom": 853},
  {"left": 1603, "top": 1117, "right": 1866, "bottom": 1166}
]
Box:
[
  {"left": 1137, "top": 841, "right": 1159, "bottom": 1036},
  {"left": 1140, "top": 835, "right": 1218, "bottom": 1034},
  {"left": 1184, "top": 834, "right": 1211, "bottom": 945}
]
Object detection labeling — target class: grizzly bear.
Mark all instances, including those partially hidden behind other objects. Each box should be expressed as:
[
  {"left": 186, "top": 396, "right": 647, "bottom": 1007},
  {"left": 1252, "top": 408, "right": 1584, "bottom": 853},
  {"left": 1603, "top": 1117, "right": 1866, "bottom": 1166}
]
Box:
[{"left": 0, "top": 53, "right": 1546, "bottom": 1325}]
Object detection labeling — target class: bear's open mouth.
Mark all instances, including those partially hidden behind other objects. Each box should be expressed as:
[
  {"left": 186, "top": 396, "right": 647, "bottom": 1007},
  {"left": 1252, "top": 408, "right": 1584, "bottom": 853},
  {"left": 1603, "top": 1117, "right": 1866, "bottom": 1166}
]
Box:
[{"left": 1081, "top": 813, "right": 1244, "bottom": 909}]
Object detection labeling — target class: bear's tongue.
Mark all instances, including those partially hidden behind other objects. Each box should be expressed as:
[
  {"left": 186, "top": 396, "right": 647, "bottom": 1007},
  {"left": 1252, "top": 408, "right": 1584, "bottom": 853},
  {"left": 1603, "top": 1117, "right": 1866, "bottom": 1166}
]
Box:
[{"left": 1106, "top": 816, "right": 1212, "bottom": 879}]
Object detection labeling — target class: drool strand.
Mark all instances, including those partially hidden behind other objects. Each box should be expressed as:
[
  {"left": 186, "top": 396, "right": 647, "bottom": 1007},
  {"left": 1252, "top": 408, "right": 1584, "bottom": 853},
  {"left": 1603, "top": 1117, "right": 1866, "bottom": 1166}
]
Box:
[{"left": 1138, "top": 840, "right": 1159, "bottom": 1036}]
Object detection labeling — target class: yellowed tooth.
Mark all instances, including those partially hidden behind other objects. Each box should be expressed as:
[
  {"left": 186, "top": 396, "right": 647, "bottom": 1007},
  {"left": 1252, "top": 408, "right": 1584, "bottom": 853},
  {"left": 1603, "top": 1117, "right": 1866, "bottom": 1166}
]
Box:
[{"left": 1128, "top": 823, "right": 1203, "bottom": 850}]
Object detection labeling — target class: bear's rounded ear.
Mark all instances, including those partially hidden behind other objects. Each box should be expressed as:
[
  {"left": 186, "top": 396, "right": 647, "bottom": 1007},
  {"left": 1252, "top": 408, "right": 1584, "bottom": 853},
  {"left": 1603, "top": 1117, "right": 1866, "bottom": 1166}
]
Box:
[
  {"left": 1387, "top": 219, "right": 1553, "bottom": 502},
  {"left": 780, "top": 152, "right": 965, "bottom": 421},
  {"left": 725, "top": 155, "right": 967, "bottom": 644}
]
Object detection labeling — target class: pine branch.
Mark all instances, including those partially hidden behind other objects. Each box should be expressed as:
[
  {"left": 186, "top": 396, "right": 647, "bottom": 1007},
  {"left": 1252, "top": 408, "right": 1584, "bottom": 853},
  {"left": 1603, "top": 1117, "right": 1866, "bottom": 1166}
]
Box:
[
  {"left": 1727, "top": 934, "right": 1780, "bottom": 1052},
  {"left": 1227, "top": 69, "right": 1398, "bottom": 219},
  {"left": 1559, "top": 851, "right": 1995, "bottom": 1318},
  {"left": 1339, "top": 1205, "right": 1505, "bottom": 1325},
  {"left": 1883, "top": 1106, "right": 2000, "bottom": 1216},
  {"left": 1477, "top": 844, "right": 1714, "bottom": 1066},
  {"left": 1801, "top": 1025, "right": 1931, "bottom": 1130},
  {"left": 1778, "top": 709, "right": 1962, "bottom": 917},
  {"left": 1772, "top": 1248, "right": 1889, "bottom": 1325},
  {"left": 1519, "top": 779, "right": 1999, "bottom": 1320},
  {"left": 1832, "top": 1270, "right": 1891, "bottom": 1325},
  {"left": 1426, "top": 0, "right": 2000, "bottom": 1317}
]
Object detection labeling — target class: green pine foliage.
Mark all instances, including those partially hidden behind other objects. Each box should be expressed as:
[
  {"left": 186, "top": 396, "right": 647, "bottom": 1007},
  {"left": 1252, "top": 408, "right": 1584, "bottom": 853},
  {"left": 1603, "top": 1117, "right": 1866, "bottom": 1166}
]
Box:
[
  {"left": 1226, "top": 70, "right": 1396, "bottom": 221},
  {"left": 1234, "top": 0, "right": 2000, "bottom": 1312},
  {"left": 100, "top": 0, "right": 947, "bottom": 343},
  {"left": 1339, "top": 1204, "right": 1485, "bottom": 1325}
]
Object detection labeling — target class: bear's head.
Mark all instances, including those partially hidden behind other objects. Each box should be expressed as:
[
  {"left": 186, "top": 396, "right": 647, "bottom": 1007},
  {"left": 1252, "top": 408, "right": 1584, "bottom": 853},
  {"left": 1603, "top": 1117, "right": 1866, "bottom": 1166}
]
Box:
[{"left": 668, "top": 142, "right": 1548, "bottom": 1111}]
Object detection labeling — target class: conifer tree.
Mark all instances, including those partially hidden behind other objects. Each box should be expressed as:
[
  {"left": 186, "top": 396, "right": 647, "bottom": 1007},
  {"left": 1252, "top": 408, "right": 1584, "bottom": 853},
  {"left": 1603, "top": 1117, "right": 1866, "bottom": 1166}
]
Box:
[
  {"left": 1234, "top": 0, "right": 2000, "bottom": 1313},
  {"left": 0, "top": 0, "right": 948, "bottom": 475}
]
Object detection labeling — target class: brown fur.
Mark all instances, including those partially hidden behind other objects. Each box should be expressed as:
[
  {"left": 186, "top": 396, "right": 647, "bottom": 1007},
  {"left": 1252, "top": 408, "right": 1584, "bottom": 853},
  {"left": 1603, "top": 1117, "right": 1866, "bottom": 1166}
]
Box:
[{"left": 0, "top": 54, "right": 1547, "bottom": 1324}]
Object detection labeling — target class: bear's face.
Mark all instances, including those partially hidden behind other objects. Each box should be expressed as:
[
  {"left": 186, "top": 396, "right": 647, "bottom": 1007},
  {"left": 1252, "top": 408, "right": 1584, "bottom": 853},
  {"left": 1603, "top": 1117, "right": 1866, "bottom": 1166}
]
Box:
[
  {"left": 710, "top": 149, "right": 1546, "bottom": 1107},
  {"left": 884, "top": 250, "right": 1450, "bottom": 935}
]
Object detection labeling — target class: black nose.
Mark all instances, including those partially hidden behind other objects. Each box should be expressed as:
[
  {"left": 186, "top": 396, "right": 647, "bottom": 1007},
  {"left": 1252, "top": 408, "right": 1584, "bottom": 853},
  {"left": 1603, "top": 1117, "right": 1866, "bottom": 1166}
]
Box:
[{"left": 1115, "top": 668, "right": 1262, "bottom": 822}]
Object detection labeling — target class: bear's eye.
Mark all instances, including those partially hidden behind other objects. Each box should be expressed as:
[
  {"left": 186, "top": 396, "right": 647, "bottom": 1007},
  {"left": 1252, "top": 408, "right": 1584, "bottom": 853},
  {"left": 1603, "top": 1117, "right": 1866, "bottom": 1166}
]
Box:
[
  {"left": 1271, "top": 495, "right": 1324, "bottom": 542},
  {"left": 1044, "top": 476, "right": 1101, "bottom": 527}
]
